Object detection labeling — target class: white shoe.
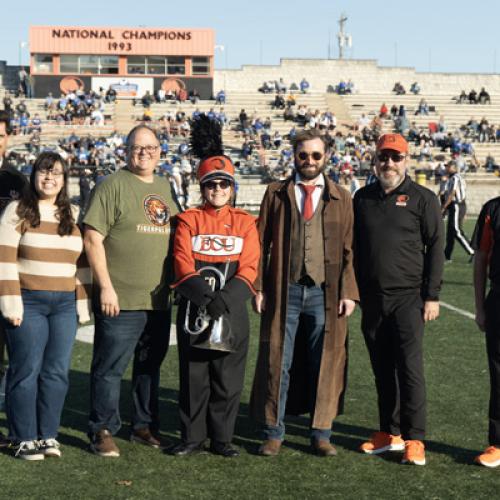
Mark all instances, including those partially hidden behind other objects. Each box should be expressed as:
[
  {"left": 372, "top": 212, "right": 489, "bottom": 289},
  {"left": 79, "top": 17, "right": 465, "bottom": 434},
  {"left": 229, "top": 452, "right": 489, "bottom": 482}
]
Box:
[
  {"left": 39, "top": 438, "right": 62, "bottom": 458},
  {"left": 12, "top": 440, "right": 45, "bottom": 461}
]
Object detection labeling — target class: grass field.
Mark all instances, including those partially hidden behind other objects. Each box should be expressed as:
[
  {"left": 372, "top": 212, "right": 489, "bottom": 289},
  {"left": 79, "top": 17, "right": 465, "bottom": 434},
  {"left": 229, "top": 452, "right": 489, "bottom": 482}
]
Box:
[{"left": 1, "top": 220, "right": 499, "bottom": 499}]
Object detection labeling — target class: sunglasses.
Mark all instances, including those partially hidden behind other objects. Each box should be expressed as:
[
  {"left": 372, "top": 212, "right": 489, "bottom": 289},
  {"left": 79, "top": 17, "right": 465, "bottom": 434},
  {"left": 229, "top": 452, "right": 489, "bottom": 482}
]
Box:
[
  {"left": 203, "top": 180, "right": 232, "bottom": 190},
  {"left": 297, "top": 151, "right": 324, "bottom": 161},
  {"left": 377, "top": 152, "right": 406, "bottom": 163}
]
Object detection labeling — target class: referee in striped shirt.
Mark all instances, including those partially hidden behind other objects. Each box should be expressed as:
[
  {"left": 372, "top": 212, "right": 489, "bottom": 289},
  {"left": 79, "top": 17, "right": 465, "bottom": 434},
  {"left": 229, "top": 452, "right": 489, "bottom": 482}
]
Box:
[{"left": 441, "top": 160, "right": 474, "bottom": 262}]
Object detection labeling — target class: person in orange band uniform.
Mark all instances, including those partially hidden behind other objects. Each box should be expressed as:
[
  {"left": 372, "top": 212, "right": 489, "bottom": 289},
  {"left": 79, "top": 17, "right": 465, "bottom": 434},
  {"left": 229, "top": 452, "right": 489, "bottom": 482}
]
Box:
[
  {"left": 170, "top": 116, "right": 260, "bottom": 457},
  {"left": 473, "top": 197, "right": 500, "bottom": 468}
]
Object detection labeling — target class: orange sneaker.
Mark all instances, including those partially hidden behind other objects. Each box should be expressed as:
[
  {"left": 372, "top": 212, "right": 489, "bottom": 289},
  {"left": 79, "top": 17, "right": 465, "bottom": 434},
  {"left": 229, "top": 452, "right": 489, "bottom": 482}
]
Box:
[
  {"left": 475, "top": 446, "right": 500, "bottom": 468},
  {"left": 360, "top": 431, "right": 405, "bottom": 455},
  {"left": 401, "top": 440, "right": 426, "bottom": 465}
]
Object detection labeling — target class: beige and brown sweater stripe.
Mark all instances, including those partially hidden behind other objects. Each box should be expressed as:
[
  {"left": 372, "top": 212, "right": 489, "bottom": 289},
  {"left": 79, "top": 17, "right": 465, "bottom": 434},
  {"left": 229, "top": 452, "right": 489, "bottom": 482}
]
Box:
[
  {"left": 18, "top": 273, "right": 79, "bottom": 291},
  {"left": 0, "top": 201, "right": 91, "bottom": 321},
  {"left": 18, "top": 245, "right": 81, "bottom": 264},
  {"left": 0, "top": 245, "right": 17, "bottom": 263},
  {"left": 19, "top": 219, "right": 81, "bottom": 236},
  {"left": 0, "top": 281, "right": 21, "bottom": 296}
]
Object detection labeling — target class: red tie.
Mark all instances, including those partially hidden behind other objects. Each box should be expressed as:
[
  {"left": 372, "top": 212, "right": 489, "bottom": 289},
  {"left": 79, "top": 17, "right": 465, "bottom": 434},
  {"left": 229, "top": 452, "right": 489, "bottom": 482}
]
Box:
[{"left": 300, "top": 184, "right": 316, "bottom": 221}]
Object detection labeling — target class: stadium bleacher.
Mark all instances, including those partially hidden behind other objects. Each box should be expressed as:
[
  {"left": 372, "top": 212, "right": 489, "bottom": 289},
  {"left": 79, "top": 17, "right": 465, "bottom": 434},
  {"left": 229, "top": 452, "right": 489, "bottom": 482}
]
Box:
[{"left": 2, "top": 58, "right": 500, "bottom": 213}]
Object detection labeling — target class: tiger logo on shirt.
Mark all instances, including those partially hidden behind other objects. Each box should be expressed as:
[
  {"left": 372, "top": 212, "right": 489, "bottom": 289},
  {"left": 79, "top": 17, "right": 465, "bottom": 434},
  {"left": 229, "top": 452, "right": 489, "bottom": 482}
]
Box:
[{"left": 143, "top": 195, "right": 170, "bottom": 227}]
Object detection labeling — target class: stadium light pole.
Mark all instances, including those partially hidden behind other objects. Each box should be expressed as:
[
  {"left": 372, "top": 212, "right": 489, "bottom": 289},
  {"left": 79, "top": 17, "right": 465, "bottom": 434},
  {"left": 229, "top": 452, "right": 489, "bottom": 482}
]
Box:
[
  {"left": 18, "top": 41, "right": 28, "bottom": 67},
  {"left": 215, "top": 45, "right": 226, "bottom": 92}
]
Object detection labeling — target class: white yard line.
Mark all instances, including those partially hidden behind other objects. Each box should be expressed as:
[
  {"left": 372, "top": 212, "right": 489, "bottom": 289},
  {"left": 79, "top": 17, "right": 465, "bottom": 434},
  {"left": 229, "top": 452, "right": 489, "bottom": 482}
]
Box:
[
  {"left": 440, "top": 301, "right": 475, "bottom": 320},
  {"left": 75, "top": 301, "right": 474, "bottom": 345},
  {"left": 76, "top": 324, "right": 178, "bottom": 345}
]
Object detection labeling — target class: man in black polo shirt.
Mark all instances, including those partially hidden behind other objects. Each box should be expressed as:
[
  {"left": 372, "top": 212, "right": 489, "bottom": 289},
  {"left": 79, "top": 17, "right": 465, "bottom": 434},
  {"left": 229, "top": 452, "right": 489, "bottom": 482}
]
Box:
[
  {"left": 472, "top": 197, "right": 500, "bottom": 467},
  {"left": 0, "top": 109, "right": 27, "bottom": 446},
  {"left": 353, "top": 133, "right": 444, "bottom": 466}
]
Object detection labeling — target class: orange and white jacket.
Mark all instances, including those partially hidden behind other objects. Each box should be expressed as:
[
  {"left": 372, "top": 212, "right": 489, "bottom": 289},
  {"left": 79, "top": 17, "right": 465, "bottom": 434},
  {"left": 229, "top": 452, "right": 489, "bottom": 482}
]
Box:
[{"left": 172, "top": 204, "right": 259, "bottom": 307}]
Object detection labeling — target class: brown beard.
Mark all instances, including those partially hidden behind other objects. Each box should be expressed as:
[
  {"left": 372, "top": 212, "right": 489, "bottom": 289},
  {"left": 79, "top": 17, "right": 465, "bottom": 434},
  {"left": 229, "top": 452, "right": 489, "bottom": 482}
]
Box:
[{"left": 295, "top": 162, "right": 326, "bottom": 181}]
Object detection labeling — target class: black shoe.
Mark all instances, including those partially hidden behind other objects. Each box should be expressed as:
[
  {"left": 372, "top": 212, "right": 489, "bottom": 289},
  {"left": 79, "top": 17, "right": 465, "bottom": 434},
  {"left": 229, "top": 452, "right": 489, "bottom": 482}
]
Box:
[
  {"left": 210, "top": 441, "right": 240, "bottom": 458},
  {"left": 169, "top": 442, "right": 204, "bottom": 456}
]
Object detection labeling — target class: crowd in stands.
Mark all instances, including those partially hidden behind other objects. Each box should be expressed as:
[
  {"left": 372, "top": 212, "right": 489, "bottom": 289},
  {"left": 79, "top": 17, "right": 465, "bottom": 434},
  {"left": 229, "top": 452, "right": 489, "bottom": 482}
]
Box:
[
  {"left": 2, "top": 96, "right": 44, "bottom": 136},
  {"left": 135, "top": 88, "right": 210, "bottom": 108},
  {"left": 392, "top": 81, "right": 421, "bottom": 95},
  {"left": 331, "top": 79, "right": 355, "bottom": 95},
  {"left": 44, "top": 91, "right": 107, "bottom": 126},
  {"left": 3, "top": 73, "right": 500, "bottom": 195},
  {"left": 3, "top": 89, "right": 110, "bottom": 130},
  {"left": 453, "top": 88, "right": 491, "bottom": 104},
  {"left": 72, "top": 83, "right": 500, "bottom": 184}
]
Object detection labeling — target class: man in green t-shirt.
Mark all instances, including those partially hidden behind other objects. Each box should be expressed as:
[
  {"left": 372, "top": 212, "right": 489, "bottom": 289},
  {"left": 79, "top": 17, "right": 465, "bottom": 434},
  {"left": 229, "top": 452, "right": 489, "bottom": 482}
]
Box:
[{"left": 84, "top": 125, "right": 178, "bottom": 458}]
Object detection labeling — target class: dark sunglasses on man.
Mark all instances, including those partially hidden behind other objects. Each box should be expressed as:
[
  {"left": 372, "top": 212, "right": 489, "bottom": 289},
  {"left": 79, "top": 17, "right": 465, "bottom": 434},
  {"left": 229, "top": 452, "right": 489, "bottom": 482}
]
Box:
[
  {"left": 297, "top": 151, "right": 324, "bottom": 161},
  {"left": 377, "top": 152, "right": 406, "bottom": 163}
]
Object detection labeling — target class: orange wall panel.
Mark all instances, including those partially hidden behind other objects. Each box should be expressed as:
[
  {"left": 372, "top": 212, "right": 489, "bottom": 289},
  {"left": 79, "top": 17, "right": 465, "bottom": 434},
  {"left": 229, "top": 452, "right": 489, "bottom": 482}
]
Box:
[{"left": 30, "top": 25, "right": 214, "bottom": 56}]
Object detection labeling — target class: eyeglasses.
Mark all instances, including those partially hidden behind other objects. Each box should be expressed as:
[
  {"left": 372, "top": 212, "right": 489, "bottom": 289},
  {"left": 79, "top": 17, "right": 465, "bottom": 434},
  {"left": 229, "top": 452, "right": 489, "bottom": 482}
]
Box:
[
  {"left": 203, "top": 180, "right": 232, "bottom": 190},
  {"left": 297, "top": 151, "right": 324, "bottom": 161},
  {"left": 130, "top": 145, "right": 159, "bottom": 155},
  {"left": 377, "top": 152, "right": 406, "bottom": 163},
  {"left": 37, "top": 168, "right": 64, "bottom": 177}
]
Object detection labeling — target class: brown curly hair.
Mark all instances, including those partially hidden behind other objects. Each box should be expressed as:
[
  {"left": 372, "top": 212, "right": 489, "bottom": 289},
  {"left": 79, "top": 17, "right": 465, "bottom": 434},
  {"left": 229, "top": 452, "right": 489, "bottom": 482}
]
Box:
[{"left": 17, "top": 151, "right": 76, "bottom": 236}]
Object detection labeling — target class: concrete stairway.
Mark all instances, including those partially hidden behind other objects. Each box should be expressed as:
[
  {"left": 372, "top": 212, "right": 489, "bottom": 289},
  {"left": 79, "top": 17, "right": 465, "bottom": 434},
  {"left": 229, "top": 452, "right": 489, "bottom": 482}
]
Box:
[{"left": 114, "top": 100, "right": 136, "bottom": 134}]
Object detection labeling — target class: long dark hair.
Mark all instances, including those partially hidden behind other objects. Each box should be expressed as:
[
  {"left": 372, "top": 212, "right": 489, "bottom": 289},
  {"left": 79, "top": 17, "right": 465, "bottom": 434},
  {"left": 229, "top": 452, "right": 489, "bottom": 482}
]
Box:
[{"left": 17, "top": 151, "right": 75, "bottom": 236}]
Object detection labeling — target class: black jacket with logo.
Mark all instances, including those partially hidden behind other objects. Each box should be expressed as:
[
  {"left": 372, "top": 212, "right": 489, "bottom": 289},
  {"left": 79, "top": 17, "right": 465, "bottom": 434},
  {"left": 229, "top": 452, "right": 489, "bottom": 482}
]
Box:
[{"left": 353, "top": 176, "right": 444, "bottom": 300}]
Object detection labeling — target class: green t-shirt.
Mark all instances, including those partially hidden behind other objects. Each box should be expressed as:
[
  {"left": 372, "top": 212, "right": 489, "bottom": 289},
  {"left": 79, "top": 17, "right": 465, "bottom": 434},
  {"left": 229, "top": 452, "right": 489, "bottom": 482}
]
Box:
[{"left": 84, "top": 169, "right": 178, "bottom": 310}]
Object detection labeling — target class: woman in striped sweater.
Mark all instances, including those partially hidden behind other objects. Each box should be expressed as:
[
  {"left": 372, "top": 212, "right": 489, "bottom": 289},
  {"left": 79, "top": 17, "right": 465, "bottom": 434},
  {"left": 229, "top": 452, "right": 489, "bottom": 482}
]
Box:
[{"left": 0, "top": 151, "right": 91, "bottom": 460}]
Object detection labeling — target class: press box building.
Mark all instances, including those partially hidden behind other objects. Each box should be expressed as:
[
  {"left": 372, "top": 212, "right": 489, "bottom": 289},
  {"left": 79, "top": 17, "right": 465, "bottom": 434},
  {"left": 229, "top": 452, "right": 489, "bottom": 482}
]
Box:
[{"left": 28, "top": 25, "right": 215, "bottom": 98}]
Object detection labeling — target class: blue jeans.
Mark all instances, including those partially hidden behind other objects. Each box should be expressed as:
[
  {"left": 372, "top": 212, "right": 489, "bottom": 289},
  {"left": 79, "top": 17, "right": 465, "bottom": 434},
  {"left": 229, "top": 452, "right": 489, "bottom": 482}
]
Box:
[
  {"left": 264, "top": 283, "right": 331, "bottom": 442},
  {"left": 88, "top": 309, "right": 170, "bottom": 436},
  {"left": 4, "top": 290, "right": 77, "bottom": 442}
]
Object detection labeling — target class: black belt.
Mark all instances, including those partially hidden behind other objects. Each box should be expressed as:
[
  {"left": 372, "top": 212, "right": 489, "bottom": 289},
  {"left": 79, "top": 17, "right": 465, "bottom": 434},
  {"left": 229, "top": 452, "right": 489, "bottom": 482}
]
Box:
[{"left": 294, "top": 275, "right": 324, "bottom": 288}]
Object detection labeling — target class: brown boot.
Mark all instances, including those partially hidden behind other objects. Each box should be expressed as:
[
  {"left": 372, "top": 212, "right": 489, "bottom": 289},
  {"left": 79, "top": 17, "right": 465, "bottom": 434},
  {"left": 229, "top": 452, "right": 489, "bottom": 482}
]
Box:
[
  {"left": 312, "top": 439, "right": 337, "bottom": 457},
  {"left": 258, "top": 439, "right": 282, "bottom": 456}
]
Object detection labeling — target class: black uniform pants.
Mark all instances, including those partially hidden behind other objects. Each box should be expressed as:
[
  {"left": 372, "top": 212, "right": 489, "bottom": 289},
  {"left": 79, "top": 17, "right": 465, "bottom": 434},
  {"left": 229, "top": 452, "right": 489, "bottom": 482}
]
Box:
[
  {"left": 445, "top": 202, "right": 474, "bottom": 259},
  {"left": 177, "top": 326, "right": 249, "bottom": 444},
  {"left": 361, "top": 293, "right": 426, "bottom": 440},
  {"left": 485, "top": 289, "right": 500, "bottom": 446}
]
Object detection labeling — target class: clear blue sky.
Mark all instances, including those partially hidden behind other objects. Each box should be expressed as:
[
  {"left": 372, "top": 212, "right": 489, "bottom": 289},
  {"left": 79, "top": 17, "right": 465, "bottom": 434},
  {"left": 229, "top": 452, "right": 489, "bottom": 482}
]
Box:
[{"left": 2, "top": 0, "right": 499, "bottom": 74}]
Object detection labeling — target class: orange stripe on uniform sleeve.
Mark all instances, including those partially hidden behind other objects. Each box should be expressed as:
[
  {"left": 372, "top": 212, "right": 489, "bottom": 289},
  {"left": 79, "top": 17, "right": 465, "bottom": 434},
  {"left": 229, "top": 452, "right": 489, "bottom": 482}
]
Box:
[{"left": 479, "top": 215, "right": 493, "bottom": 256}]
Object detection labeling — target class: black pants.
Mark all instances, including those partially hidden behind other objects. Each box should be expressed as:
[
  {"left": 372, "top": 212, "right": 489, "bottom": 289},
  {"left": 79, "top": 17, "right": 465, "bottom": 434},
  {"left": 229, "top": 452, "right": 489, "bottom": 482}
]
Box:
[
  {"left": 445, "top": 202, "right": 474, "bottom": 259},
  {"left": 485, "top": 289, "right": 500, "bottom": 446},
  {"left": 177, "top": 320, "right": 249, "bottom": 445},
  {"left": 361, "top": 293, "right": 426, "bottom": 440}
]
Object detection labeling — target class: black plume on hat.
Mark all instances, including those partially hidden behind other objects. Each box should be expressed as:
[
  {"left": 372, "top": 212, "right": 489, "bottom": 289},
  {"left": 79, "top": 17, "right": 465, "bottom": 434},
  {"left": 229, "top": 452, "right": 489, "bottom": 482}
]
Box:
[{"left": 190, "top": 114, "right": 224, "bottom": 160}]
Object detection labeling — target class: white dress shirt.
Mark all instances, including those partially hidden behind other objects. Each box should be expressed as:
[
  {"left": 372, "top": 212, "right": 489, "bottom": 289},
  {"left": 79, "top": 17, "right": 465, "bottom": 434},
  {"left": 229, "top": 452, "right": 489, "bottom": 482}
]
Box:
[{"left": 294, "top": 173, "right": 325, "bottom": 216}]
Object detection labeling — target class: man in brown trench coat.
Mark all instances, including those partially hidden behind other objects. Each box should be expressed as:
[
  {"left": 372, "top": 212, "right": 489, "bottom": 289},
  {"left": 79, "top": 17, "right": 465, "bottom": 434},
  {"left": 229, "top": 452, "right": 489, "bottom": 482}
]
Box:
[{"left": 250, "top": 129, "right": 359, "bottom": 456}]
